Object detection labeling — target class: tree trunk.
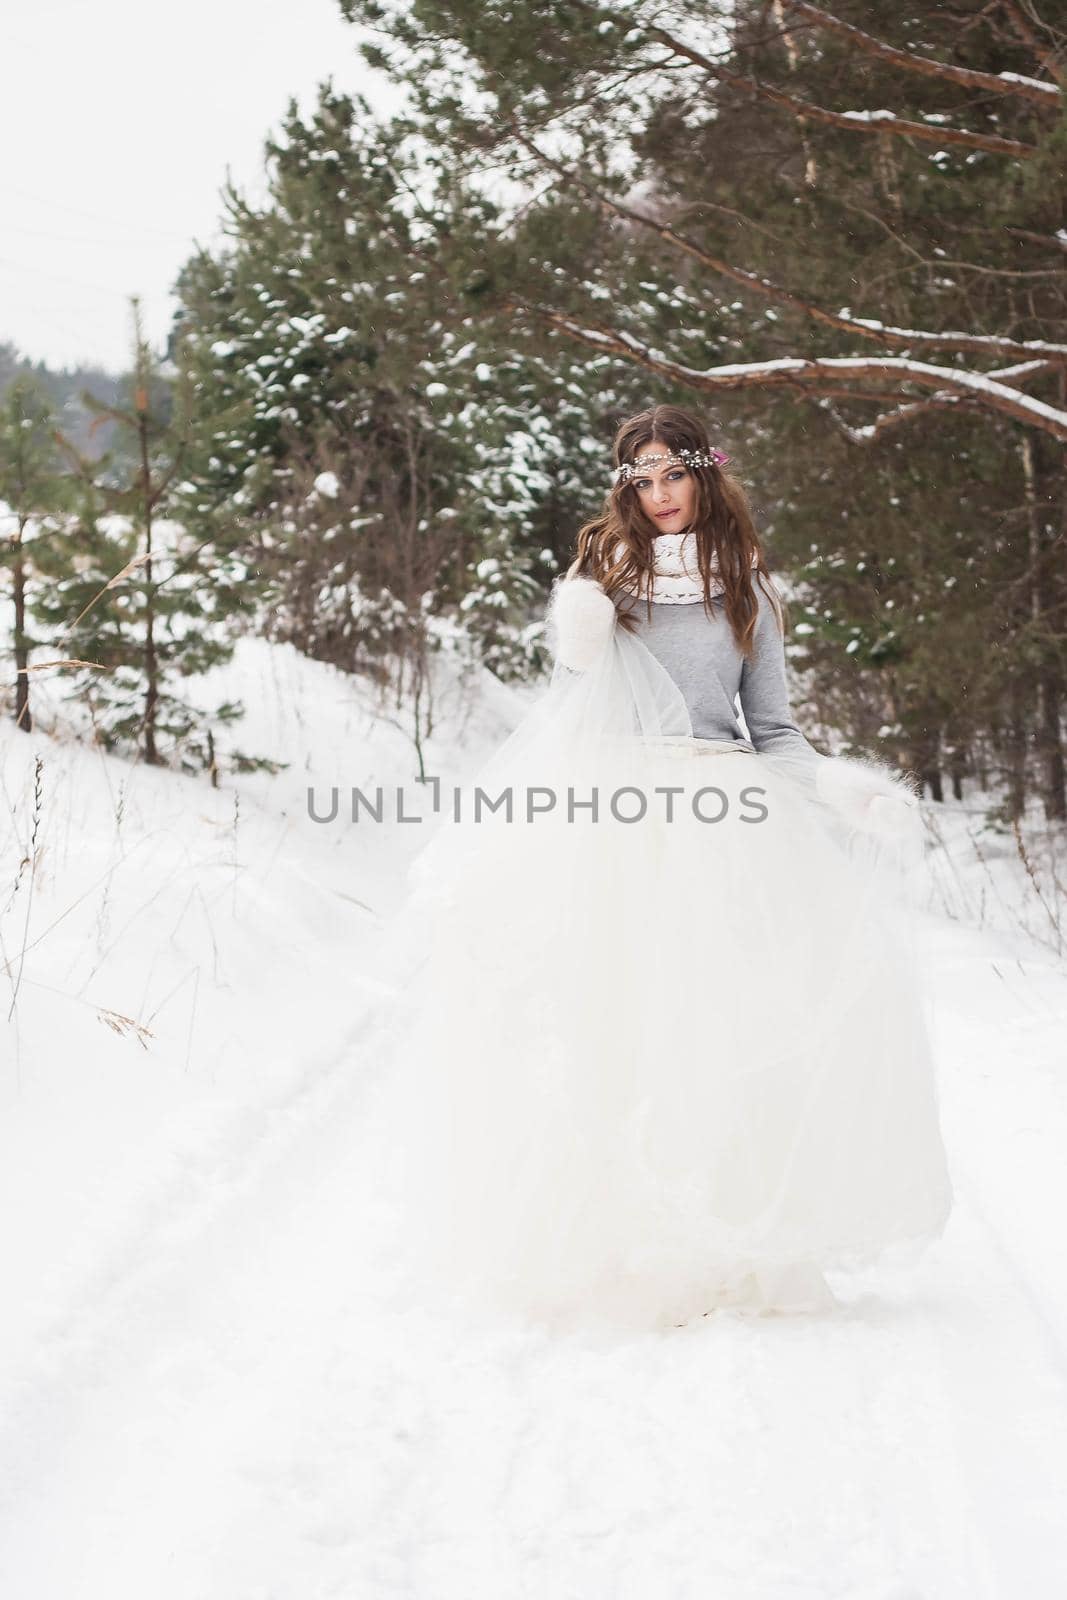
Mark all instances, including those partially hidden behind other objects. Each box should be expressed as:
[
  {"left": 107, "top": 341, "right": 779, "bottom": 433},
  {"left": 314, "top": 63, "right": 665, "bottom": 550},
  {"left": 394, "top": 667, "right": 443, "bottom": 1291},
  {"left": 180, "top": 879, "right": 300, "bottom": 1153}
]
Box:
[
  {"left": 140, "top": 407, "right": 160, "bottom": 766},
  {"left": 1040, "top": 677, "right": 1066, "bottom": 821},
  {"left": 13, "top": 515, "right": 31, "bottom": 734},
  {"left": 921, "top": 767, "right": 944, "bottom": 803},
  {"left": 917, "top": 724, "right": 943, "bottom": 802},
  {"left": 1022, "top": 431, "right": 1066, "bottom": 820},
  {"left": 1005, "top": 678, "right": 1028, "bottom": 821}
]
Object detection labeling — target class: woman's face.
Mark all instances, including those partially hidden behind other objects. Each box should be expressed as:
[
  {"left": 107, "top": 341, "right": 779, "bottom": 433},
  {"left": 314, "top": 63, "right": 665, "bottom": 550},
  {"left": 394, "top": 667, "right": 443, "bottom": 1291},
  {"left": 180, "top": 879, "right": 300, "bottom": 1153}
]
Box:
[{"left": 630, "top": 445, "right": 698, "bottom": 534}]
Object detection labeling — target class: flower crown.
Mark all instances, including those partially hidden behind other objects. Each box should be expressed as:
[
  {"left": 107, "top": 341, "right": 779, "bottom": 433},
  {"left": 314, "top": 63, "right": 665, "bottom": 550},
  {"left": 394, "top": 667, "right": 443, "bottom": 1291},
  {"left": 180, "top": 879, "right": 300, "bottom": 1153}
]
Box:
[{"left": 613, "top": 446, "right": 730, "bottom": 484}]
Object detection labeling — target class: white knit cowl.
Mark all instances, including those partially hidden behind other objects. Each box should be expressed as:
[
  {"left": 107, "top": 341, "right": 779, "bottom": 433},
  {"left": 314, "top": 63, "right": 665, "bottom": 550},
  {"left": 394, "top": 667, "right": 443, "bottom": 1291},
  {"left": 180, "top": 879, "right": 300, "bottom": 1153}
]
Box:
[{"left": 612, "top": 531, "right": 758, "bottom": 605}]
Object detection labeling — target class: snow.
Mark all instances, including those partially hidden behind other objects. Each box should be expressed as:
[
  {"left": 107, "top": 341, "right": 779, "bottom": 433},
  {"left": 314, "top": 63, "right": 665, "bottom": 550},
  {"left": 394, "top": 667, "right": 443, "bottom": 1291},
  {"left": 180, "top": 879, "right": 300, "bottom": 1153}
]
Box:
[
  {"left": 997, "top": 71, "right": 1061, "bottom": 97},
  {"left": 312, "top": 470, "right": 341, "bottom": 499},
  {"left": 1, "top": 635, "right": 1066, "bottom": 1596}
]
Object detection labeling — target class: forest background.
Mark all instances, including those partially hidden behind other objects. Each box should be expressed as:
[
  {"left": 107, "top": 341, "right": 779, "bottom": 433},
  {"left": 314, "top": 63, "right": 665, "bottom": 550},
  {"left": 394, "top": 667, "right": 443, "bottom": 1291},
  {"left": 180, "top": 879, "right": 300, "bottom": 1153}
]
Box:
[{"left": 2, "top": 0, "right": 1065, "bottom": 823}]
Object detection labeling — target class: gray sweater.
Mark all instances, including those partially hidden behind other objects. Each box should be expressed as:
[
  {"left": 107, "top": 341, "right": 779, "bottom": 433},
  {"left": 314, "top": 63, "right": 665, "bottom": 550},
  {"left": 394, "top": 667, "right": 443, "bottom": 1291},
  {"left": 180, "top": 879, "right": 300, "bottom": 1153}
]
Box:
[{"left": 614, "top": 582, "right": 822, "bottom": 764}]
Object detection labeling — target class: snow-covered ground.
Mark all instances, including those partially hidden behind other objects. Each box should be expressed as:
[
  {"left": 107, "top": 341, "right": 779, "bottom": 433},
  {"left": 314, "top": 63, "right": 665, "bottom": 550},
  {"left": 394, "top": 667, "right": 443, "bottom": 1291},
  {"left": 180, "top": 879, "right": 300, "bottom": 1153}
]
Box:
[{"left": 1, "top": 637, "right": 1065, "bottom": 1599}]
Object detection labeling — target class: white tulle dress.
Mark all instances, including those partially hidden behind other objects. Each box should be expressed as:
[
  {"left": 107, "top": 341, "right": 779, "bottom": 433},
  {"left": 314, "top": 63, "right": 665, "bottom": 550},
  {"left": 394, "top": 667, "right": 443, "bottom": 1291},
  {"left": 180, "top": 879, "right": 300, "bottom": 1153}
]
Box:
[{"left": 371, "top": 588, "right": 954, "bottom": 1333}]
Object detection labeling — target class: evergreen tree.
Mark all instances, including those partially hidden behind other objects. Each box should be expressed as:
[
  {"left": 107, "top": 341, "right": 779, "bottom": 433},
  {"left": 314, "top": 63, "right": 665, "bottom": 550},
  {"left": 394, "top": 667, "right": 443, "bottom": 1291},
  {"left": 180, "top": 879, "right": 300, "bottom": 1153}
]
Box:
[
  {"left": 0, "top": 375, "right": 72, "bottom": 733},
  {"left": 35, "top": 300, "right": 255, "bottom": 775},
  {"left": 172, "top": 83, "right": 680, "bottom": 767},
  {"left": 336, "top": 0, "right": 1066, "bottom": 816}
]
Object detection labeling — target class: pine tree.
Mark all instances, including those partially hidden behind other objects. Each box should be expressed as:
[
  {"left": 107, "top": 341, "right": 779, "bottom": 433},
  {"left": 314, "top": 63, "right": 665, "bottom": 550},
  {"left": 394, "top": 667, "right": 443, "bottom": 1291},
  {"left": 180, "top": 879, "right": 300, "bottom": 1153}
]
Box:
[
  {"left": 35, "top": 299, "right": 254, "bottom": 774},
  {"left": 335, "top": 0, "right": 1065, "bottom": 816},
  {"left": 172, "top": 83, "right": 673, "bottom": 770},
  {"left": 0, "top": 375, "right": 72, "bottom": 733}
]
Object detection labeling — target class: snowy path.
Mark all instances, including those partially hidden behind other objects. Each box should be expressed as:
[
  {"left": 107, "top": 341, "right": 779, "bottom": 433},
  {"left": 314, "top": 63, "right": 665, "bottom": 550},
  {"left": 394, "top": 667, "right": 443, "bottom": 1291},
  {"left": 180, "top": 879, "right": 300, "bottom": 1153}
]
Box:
[{"left": 1, "top": 912, "right": 1066, "bottom": 1598}]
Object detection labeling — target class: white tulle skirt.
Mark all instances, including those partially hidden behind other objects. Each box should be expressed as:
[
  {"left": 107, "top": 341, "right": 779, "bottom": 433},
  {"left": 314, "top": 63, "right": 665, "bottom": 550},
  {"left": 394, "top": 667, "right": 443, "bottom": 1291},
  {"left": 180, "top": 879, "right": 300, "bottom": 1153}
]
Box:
[{"left": 371, "top": 628, "right": 953, "bottom": 1332}]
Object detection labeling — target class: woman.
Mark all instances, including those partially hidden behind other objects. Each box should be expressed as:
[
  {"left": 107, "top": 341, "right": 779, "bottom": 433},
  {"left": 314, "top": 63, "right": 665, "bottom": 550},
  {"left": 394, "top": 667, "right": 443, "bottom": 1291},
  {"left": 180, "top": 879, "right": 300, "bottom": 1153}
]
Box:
[{"left": 376, "top": 405, "right": 953, "bottom": 1334}]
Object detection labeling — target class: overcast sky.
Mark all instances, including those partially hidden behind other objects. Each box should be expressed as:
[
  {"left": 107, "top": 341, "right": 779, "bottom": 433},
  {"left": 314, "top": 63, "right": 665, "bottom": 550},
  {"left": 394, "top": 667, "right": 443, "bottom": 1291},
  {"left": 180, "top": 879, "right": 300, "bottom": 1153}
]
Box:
[{"left": 0, "top": 0, "right": 405, "bottom": 373}]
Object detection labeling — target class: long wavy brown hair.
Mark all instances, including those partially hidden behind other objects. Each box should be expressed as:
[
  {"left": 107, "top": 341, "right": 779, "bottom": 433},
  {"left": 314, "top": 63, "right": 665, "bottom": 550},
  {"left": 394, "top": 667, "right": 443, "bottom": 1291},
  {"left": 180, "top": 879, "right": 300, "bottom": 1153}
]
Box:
[{"left": 566, "top": 404, "right": 784, "bottom": 657}]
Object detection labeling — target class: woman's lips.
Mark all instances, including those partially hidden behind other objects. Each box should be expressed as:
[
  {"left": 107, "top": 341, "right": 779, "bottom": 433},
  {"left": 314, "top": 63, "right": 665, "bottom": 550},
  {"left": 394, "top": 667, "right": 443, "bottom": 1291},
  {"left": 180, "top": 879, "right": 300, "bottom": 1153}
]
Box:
[{"left": 655, "top": 508, "right": 680, "bottom": 518}]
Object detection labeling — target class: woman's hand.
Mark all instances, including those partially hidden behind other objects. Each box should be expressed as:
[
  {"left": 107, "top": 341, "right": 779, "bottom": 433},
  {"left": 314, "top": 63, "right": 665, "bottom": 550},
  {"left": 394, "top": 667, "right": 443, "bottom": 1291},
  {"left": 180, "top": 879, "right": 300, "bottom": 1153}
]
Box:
[{"left": 547, "top": 576, "right": 616, "bottom": 671}]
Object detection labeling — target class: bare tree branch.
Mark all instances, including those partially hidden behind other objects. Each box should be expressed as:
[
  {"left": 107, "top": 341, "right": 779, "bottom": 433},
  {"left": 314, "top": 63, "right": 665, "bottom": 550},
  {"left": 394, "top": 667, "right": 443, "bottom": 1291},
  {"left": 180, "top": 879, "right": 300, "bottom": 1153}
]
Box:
[
  {"left": 814, "top": 393, "right": 972, "bottom": 445},
  {"left": 1005, "top": 225, "right": 1067, "bottom": 254}
]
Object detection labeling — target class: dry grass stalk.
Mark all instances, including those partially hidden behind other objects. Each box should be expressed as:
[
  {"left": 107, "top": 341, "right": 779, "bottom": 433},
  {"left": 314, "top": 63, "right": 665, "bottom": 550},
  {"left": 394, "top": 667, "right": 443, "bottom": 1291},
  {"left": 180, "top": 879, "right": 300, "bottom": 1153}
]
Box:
[
  {"left": 1010, "top": 814, "right": 1063, "bottom": 954},
  {"left": 15, "top": 660, "right": 108, "bottom": 675},
  {"left": 5, "top": 755, "right": 44, "bottom": 1022},
  {"left": 95, "top": 1006, "right": 154, "bottom": 1049},
  {"left": 66, "top": 552, "right": 152, "bottom": 634}
]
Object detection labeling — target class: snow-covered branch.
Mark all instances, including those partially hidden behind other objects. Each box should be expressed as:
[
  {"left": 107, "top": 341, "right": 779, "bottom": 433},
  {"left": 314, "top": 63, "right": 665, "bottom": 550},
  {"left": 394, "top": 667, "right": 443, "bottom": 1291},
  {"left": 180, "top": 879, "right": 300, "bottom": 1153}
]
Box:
[
  {"left": 810, "top": 357, "right": 1059, "bottom": 443},
  {"left": 644, "top": 25, "right": 1040, "bottom": 159},
  {"left": 780, "top": 1, "right": 1062, "bottom": 107},
  {"left": 502, "top": 299, "right": 1067, "bottom": 443},
  {"left": 1000, "top": 0, "right": 1067, "bottom": 90},
  {"left": 509, "top": 130, "right": 1067, "bottom": 367}
]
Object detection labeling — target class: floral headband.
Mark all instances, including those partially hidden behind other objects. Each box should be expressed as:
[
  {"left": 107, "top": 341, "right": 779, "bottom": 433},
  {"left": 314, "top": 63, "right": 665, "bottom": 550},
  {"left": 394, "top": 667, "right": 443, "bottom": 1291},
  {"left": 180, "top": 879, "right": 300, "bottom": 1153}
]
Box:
[{"left": 613, "top": 447, "right": 730, "bottom": 484}]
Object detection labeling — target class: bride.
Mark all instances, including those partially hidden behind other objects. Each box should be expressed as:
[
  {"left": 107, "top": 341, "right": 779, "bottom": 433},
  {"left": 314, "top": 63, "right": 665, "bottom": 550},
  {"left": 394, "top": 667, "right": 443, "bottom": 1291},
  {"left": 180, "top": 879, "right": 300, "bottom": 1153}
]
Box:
[{"left": 373, "top": 404, "right": 953, "bottom": 1333}]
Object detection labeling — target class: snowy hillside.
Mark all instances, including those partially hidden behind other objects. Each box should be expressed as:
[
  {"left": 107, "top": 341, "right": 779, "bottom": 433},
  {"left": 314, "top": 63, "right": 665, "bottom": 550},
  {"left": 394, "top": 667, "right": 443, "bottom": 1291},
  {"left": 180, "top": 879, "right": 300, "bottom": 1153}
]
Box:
[{"left": 1, "top": 637, "right": 1065, "bottom": 1598}]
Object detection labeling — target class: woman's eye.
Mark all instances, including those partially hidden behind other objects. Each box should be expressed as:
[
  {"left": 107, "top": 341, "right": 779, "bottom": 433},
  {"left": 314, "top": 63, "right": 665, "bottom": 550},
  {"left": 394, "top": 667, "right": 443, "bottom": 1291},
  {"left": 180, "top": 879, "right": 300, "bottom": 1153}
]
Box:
[{"left": 636, "top": 470, "right": 686, "bottom": 489}]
